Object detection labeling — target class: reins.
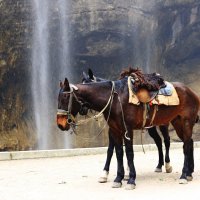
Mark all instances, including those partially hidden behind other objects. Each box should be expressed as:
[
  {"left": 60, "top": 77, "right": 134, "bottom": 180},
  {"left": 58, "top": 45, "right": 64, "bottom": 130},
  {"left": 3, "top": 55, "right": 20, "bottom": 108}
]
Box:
[
  {"left": 76, "top": 81, "right": 115, "bottom": 124},
  {"left": 74, "top": 81, "right": 130, "bottom": 141},
  {"left": 58, "top": 81, "right": 131, "bottom": 141},
  {"left": 115, "top": 91, "right": 130, "bottom": 140}
]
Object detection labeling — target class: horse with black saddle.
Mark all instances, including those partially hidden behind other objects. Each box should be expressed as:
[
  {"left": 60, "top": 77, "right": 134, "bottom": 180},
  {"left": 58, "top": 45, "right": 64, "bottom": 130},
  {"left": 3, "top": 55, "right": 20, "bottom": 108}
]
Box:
[{"left": 57, "top": 71, "right": 200, "bottom": 189}]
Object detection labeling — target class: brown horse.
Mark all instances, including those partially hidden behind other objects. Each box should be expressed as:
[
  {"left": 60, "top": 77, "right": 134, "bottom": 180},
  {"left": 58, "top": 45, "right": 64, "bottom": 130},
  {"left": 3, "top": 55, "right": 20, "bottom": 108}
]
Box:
[{"left": 57, "top": 74, "right": 200, "bottom": 189}]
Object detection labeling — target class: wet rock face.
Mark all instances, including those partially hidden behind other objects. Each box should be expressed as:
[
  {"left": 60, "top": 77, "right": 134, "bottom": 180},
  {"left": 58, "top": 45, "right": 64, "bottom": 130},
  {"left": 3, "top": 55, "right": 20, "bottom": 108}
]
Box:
[
  {"left": 0, "top": 0, "right": 35, "bottom": 150},
  {"left": 69, "top": 0, "right": 200, "bottom": 81},
  {"left": 70, "top": 0, "right": 160, "bottom": 77},
  {"left": 0, "top": 0, "right": 200, "bottom": 150},
  {"left": 157, "top": 1, "right": 200, "bottom": 94}
]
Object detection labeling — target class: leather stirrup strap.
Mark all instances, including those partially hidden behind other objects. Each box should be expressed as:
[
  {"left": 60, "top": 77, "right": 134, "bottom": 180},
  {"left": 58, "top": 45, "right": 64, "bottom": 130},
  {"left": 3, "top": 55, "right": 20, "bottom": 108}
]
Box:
[
  {"left": 143, "top": 104, "right": 158, "bottom": 128},
  {"left": 150, "top": 105, "right": 158, "bottom": 126},
  {"left": 142, "top": 103, "right": 147, "bottom": 128}
]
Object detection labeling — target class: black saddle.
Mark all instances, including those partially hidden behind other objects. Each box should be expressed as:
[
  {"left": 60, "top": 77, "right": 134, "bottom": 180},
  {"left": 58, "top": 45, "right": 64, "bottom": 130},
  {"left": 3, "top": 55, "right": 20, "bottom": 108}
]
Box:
[
  {"left": 130, "top": 72, "right": 166, "bottom": 102},
  {"left": 131, "top": 72, "right": 165, "bottom": 91}
]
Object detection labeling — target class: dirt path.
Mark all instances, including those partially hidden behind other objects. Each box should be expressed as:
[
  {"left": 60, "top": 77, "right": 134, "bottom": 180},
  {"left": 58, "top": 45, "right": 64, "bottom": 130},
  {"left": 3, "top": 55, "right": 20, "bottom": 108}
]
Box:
[{"left": 0, "top": 148, "right": 200, "bottom": 200}]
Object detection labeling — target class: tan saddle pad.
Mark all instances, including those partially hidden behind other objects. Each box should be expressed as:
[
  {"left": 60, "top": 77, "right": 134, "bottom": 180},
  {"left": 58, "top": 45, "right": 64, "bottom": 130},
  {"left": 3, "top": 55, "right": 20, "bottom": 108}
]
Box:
[{"left": 128, "top": 76, "right": 180, "bottom": 106}]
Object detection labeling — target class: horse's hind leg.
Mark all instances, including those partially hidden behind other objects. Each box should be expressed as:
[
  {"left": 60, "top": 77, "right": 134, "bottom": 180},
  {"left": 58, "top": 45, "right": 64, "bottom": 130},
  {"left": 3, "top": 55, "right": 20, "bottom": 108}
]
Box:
[
  {"left": 99, "top": 129, "right": 114, "bottom": 183},
  {"left": 171, "top": 117, "right": 194, "bottom": 184},
  {"left": 180, "top": 138, "right": 194, "bottom": 184},
  {"left": 186, "top": 138, "right": 194, "bottom": 181},
  {"left": 159, "top": 125, "right": 172, "bottom": 173},
  {"left": 148, "top": 127, "right": 164, "bottom": 172}
]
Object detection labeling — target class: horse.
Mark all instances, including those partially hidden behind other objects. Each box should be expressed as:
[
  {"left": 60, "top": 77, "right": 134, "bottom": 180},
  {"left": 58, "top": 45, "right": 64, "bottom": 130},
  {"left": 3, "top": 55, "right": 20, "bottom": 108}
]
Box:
[
  {"left": 82, "top": 69, "right": 172, "bottom": 183},
  {"left": 57, "top": 73, "right": 200, "bottom": 189}
]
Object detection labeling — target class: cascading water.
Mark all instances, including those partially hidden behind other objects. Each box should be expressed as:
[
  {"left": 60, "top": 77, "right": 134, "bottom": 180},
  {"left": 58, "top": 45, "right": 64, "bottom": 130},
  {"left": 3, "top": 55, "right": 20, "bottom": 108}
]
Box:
[
  {"left": 57, "top": 0, "right": 73, "bottom": 148},
  {"left": 136, "top": 21, "right": 158, "bottom": 73},
  {"left": 31, "top": 0, "right": 50, "bottom": 149},
  {"left": 131, "top": 2, "right": 158, "bottom": 73},
  {"left": 31, "top": 0, "right": 72, "bottom": 149}
]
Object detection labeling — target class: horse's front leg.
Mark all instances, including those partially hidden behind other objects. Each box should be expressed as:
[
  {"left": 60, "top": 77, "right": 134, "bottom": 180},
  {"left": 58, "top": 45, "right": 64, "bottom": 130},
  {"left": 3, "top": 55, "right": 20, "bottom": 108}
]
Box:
[
  {"left": 99, "top": 129, "right": 114, "bottom": 183},
  {"left": 148, "top": 127, "right": 164, "bottom": 172},
  {"left": 112, "top": 137, "right": 124, "bottom": 188},
  {"left": 159, "top": 125, "right": 172, "bottom": 173},
  {"left": 124, "top": 131, "right": 136, "bottom": 190}
]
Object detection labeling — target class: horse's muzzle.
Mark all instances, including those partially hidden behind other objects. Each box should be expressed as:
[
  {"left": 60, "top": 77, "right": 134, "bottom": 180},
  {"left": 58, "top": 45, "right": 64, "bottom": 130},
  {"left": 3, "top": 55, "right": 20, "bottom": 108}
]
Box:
[
  {"left": 57, "top": 109, "right": 76, "bottom": 131},
  {"left": 57, "top": 114, "right": 70, "bottom": 131}
]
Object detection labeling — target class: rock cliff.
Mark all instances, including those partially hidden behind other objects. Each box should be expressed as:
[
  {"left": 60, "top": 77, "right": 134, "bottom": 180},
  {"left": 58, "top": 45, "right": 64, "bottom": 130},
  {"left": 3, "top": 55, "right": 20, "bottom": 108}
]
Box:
[{"left": 0, "top": 0, "right": 200, "bottom": 150}]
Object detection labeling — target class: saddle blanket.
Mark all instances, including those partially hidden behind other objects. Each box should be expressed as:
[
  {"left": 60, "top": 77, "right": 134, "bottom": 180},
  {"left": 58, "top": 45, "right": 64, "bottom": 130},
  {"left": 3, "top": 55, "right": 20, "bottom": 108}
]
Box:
[{"left": 128, "top": 77, "right": 180, "bottom": 106}]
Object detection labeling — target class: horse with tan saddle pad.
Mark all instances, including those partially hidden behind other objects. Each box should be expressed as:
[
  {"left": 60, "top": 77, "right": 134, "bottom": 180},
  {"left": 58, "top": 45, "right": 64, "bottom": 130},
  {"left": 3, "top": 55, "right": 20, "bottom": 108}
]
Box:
[
  {"left": 126, "top": 70, "right": 180, "bottom": 128},
  {"left": 128, "top": 76, "right": 180, "bottom": 106}
]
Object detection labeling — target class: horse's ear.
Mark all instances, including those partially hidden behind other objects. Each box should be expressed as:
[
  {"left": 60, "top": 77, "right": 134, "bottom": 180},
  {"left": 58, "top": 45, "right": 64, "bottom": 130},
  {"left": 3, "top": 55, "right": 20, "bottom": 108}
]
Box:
[
  {"left": 63, "top": 78, "right": 70, "bottom": 91},
  {"left": 60, "top": 81, "right": 63, "bottom": 88},
  {"left": 88, "top": 68, "right": 94, "bottom": 80},
  {"left": 82, "top": 71, "right": 88, "bottom": 80}
]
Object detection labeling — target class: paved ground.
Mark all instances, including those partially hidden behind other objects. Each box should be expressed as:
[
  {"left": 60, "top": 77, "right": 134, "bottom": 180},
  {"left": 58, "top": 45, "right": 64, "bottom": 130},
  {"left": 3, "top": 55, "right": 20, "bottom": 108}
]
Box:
[{"left": 0, "top": 148, "right": 200, "bottom": 200}]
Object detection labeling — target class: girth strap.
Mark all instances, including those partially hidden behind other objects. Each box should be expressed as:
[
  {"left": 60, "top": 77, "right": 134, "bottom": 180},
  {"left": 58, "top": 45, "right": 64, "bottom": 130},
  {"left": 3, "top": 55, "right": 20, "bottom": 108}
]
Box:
[{"left": 142, "top": 104, "right": 158, "bottom": 128}]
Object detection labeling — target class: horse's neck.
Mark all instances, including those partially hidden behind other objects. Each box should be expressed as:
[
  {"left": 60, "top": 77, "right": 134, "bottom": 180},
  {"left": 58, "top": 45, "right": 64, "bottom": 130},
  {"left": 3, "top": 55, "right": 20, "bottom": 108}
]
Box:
[{"left": 76, "top": 83, "right": 113, "bottom": 112}]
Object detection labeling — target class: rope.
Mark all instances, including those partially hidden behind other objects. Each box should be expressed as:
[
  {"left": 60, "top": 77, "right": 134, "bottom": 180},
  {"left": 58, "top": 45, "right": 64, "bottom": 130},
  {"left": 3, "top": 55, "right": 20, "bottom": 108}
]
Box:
[
  {"left": 93, "top": 82, "right": 115, "bottom": 119},
  {"left": 141, "top": 104, "right": 158, "bottom": 154},
  {"left": 72, "top": 82, "right": 115, "bottom": 141},
  {"left": 63, "top": 81, "right": 130, "bottom": 142},
  {"left": 141, "top": 129, "right": 146, "bottom": 154},
  {"left": 74, "top": 82, "right": 130, "bottom": 142},
  {"left": 141, "top": 104, "right": 148, "bottom": 154},
  {"left": 116, "top": 93, "right": 130, "bottom": 141}
]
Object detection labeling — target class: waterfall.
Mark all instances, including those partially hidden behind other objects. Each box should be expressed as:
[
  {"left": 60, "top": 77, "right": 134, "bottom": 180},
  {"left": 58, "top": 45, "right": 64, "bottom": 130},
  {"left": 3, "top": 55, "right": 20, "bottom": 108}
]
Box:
[
  {"left": 57, "top": 0, "right": 73, "bottom": 148},
  {"left": 31, "top": 0, "right": 50, "bottom": 149},
  {"left": 131, "top": 2, "right": 158, "bottom": 73},
  {"left": 31, "top": 0, "right": 72, "bottom": 149}
]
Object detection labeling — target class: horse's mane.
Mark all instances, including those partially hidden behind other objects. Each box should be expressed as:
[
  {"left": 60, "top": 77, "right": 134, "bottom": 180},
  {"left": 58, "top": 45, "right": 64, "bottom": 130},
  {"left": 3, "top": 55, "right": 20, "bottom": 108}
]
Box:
[{"left": 119, "top": 67, "right": 143, "bottom": 79}]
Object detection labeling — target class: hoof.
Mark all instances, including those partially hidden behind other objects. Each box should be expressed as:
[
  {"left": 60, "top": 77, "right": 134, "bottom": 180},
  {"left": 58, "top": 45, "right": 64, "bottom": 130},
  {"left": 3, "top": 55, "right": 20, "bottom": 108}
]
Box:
[
  {"left": 155, "top": 167, "right": 162, "bottom": 173},
  {"left": 98, "top": 177, "right": 107, "bottom": 183},
  {"left": 179, "top": 179, "right": 188, "bottom": 184},
  {"left": 165, "top": 163, "right": 172, "bottom": 173},
  {"left": 124, "top": 175, "right": 129, "bottom": 181},
  {"left": 98, "top": 170, "right": 108, "bottom": 183},
  {"left": 166, "top": 166, "right": 172, "bottom": 173},
  {"left": 112, "top": 182, "right": 122, "bottom": 188},
  {"left": 125, "top": 184, "right": 135, "bottom": 190},
  {"left": 186, "top": 176, "right": 193, "bottom": 181}
]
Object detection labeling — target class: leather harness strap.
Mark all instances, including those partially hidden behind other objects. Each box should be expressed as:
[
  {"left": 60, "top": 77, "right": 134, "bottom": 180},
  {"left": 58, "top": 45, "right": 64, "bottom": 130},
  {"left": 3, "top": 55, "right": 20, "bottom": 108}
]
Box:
[
  {"left": 142, "top": 104, "right": 147, "bottom": 128},
  {"left": 150, "top": 104, "right": 158, "bottom": 126},
  {"left": 142, "top": 104, "right": 158, "bottom": 128}
]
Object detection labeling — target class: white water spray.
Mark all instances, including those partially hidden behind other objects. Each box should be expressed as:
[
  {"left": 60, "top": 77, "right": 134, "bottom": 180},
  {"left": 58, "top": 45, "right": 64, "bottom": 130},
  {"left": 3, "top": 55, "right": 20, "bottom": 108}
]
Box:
[
  {"left": 31, "top": 0, "right": 72, "bottom": 149},
  {"left": 32, "top": 0, "right": 50, "bottom": 149}
]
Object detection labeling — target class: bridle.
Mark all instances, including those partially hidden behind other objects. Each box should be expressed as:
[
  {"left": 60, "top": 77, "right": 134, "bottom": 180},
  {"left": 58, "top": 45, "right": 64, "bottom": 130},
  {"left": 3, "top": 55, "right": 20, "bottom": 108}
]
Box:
[{"left": 57, "top": 84, "right": 90, "bottom": 127}]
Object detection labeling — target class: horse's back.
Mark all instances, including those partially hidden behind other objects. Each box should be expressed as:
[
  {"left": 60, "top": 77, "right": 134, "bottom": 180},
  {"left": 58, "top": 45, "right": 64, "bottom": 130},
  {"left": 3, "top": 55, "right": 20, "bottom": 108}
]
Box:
[{"left": 172, "top": 81, "right": 200, "bottom": 111}]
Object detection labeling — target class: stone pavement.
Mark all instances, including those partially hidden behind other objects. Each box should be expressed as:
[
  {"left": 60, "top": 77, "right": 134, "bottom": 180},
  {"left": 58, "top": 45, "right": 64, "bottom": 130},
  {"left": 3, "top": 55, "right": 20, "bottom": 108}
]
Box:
[{"left": 0, "top": 148, "right": 200, "bottom": 200}]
